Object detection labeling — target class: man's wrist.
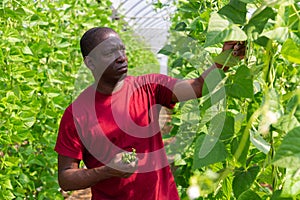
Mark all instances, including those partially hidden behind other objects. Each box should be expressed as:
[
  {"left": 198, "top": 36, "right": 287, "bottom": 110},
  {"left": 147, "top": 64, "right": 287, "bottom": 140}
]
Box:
[{"left": 214, "top": 63, "right": 229, "bottom": 72}]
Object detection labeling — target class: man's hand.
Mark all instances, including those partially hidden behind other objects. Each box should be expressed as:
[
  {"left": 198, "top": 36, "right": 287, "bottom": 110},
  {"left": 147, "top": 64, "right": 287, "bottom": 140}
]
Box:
[
  {"left": 214, "top": 41, "right": 246, "bottom": 71},
  {"left": 171, "top": 41, "right": 247, "bottom": 103},
  {"left": 106, "top": 152, "right": 138, "bottom": 178},
  {"left": 222, "top": 41, "right": 246, "bottom": 59}
]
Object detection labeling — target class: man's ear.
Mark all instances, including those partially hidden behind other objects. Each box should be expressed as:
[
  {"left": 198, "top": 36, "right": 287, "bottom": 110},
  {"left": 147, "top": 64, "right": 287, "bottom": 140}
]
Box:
[{"left": 84, "top": 56, "right": 95, "bottom": 71}]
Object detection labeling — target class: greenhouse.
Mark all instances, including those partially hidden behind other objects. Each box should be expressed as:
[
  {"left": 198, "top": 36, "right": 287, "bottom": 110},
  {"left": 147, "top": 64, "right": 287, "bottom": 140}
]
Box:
[{"left": 1, "top": 0, "right": 300, "bottom": 199}]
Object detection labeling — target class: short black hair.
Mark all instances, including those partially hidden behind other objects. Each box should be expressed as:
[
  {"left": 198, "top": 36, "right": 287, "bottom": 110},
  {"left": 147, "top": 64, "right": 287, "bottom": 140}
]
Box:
[{"left": 80, "top": 27, "right": 117, "bottom": 58}]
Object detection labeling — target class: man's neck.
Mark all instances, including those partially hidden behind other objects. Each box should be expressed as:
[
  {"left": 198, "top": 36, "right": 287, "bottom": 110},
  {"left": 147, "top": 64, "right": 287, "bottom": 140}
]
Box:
[{"left": 94, "top": 78, "right": 125, "bottom": 95}]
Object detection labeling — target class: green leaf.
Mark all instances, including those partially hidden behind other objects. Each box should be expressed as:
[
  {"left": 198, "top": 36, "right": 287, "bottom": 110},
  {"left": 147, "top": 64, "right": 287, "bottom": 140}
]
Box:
[
  {"left": 180, "top": 99, "right": 201, "bottom": 124},
  {"left": 258, "top": 166, "right": 274, "bottom": 186},
  {"left": 271, "top": 190, "right": 293, "bottom": 200},
  {"left": 222, "top": 176, "right": 233, "bottom": 199},
  {"left": 3, "top": 179, "right": 13, "bottom": 190},
  {"left": 202, "top": 68, "right": 226, "bottom": 96},
  {"left": 274, "top": 115, "right": 300, "bottom": 133},
  {"left": 239, "top": 0, "right": 255, "bottom": 2},
  {"left": 250, "top": 131, "right": 271, "bottom": 154},
  {"left": 193, "top": 134, "right": 227, "bottom": 169},
  {"left": 204, "top": 13, "right": 247, "bottom": 47},
  {"left": 244, "top": 7, "right": 276, "bottom": 41},
  {"left": 1, "top": 190, "right": 15, "bottom": 200},
  {"left": 171, "top": 57, "right": 183, "bottom": 68},
  {"left": 19, "top": 111, "right": 36, "bottom": 128},
  {"left": 234, "top": 113, "right": 245, "bottom": 134},
  {"left": 282, "top": 168, "right": 300, "bottom": 197},
  {"left": 218, "top": 0, "right": 247, "bottom": 25},
  {"left": 56, "top": 42, "right": 71, "bottom": 48},
  {"left": 261, "top": 27, "right": 289, "bottom": 43},
  {"left": 263, "top": 0, "right": 294, "bottom": 7},
  {"left": 22, "top": 46, "right": 33, "bottom": 55},
  {"left": 233, "top": 166, "right": 260, "bottom": 198},
  {"left": 213, "top": 49, "right": 240, "bottom": 67},
  {"left": 208, "top": 112, "right": 235, "bottom": 140},
  {"left": 174, "top": 154, "right": 187, "bottom": 166},
  {"left": 189, "top": 16, "right": 203, "bottom": 31},
  {"left": 0, "top": 48, "right": 5, "bottom": 65},
  {"left": 7, "top": 37, "right": 22, "bottom": 43},
  {"left": 19, "top": 173, "right": 30, "bottom": 185},
  {"left": 288, "top": 96, "right": 300, "bottom": 122},
  {"left": 281, "top": 38, "right": 300, "bottom": 64},
  {"left": 158, "top": 44, "right": 174, "bottom": 56},
  {"left": 238, "top": 189, "right": 261, "bottom": 200},
  {"left": 27, "top": 155, "right": 45, "bottom": 166},
  {"left": 273, "top": 126, "right": 300, "bottom": 169},
  {"left": 174, "top": 22, "right": 187, "bottom": 31},
  {"left": 182, "top": 52, "right": 194, "bottom": 60},
  {"left": 201, "top": 68, "right": 226, "bottom": 109},
  {"left": 226, "top": 65, "right": 254, "bottom": 99}
]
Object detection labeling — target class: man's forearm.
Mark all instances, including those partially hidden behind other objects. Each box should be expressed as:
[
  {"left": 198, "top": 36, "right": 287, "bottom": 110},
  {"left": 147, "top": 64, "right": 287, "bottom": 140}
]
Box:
[
  {"left": 58, "top": 166, "right": 110, "bottom": 191},
  {"left": 171, "top": 63, "right": 226, "bottom": 102}
]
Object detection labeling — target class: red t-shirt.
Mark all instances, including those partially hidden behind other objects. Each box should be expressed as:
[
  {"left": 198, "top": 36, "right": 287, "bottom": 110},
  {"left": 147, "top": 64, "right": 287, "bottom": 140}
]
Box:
[{"left": 55, "top": 74, "right": 180, "bottom": 200}]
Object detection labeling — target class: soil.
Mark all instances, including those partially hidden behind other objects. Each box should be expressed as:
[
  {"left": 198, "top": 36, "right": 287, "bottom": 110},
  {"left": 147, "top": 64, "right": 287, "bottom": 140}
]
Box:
[{"left": 63, "top": 188, "right": 92, "bottom": 200}]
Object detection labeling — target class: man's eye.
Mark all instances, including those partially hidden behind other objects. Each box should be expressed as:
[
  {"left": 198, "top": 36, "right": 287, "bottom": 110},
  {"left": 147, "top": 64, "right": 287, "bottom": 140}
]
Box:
[{"left": 104, "top": 51, "right": 113, "bottom": 56}]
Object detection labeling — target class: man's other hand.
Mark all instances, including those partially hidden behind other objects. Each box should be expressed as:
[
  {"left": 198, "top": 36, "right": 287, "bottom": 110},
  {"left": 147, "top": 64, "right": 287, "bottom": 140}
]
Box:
[{"left": 106, "top": 152, "right": 138, "bottom": 178}]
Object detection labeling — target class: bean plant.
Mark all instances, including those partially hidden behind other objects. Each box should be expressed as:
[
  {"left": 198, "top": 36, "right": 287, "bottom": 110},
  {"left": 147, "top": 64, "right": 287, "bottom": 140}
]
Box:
[
  {"left": 0, "top": 0, "right": 158, "bottom": 199},
  {"left": 158, "top": 0, "right": 300, "bottom": 199}
]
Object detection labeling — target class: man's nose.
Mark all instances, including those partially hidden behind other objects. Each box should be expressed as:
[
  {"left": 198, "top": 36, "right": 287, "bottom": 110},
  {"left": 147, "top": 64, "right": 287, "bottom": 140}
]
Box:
[{"left": 115, "top": 51, "right": 126, "bottom": 63}]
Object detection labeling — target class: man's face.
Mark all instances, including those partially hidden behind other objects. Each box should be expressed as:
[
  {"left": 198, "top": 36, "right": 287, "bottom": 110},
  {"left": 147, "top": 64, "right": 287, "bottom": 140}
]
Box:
[{"left": 87, "top": 33, "right": 128, "bottom": 81}]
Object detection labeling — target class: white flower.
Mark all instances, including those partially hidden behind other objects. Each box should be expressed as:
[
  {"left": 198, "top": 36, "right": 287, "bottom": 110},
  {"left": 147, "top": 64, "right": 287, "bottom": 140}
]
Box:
[
  {"left": 265, "top": 110, "right": 279, "bottom": 124},
  {"left": 187, "top": 185, "right": 200, "bottom": 200},
  {"left": 259, "top": 110, "right": 280, "bottom": 134}
]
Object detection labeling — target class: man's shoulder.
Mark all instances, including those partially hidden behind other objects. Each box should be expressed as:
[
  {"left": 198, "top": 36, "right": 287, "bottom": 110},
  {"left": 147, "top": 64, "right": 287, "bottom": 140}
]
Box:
[{"left": 65, "top": 86, "right": 94, "bottom": 115}]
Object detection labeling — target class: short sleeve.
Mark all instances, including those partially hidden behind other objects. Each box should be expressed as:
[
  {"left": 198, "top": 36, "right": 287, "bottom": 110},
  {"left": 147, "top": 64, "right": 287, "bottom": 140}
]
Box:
[
  {"left": 150, "top": 74, "right": 178, "bottom": 109},
  {"left": 54, "top": 107, "right": 85, "bottom": 160}
]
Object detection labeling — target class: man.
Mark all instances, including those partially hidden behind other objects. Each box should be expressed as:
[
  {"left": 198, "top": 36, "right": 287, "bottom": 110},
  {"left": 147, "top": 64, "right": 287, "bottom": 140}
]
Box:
[{"left": 55, "top": 27, "right": 245, "bottom": 199}]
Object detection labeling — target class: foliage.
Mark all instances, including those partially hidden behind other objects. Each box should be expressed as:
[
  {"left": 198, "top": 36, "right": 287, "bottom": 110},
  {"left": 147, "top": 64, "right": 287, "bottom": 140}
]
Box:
[
  {"left": 0, "top": 0, "right": 158, "bottom": 198},
  {"left": 159, "top": 0, "right": 300, "bottom": 199}
]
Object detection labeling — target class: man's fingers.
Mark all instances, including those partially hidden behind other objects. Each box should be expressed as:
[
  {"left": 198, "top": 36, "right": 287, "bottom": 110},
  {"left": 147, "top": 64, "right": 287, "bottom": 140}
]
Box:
[
  {"left": 233, "top": 42, "right": 246, "bottom": 50},
  {"left": 223, "top": 41, "right": 246, "bottom": 51},
  {"left": 233, "top": 46, "right": 246, "bottom": 56},
  {"left": 224, "top": 41, "right": 239, "bottom": 45}
]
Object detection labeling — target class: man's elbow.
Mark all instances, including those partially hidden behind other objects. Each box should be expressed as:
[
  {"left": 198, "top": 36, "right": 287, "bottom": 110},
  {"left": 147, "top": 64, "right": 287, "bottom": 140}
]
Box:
[
  {"left": 58, "top": 174, "right": 74, "bottom": 191},
  {"left": 58, "top": 180, "right": 71, "bottom": 191}
]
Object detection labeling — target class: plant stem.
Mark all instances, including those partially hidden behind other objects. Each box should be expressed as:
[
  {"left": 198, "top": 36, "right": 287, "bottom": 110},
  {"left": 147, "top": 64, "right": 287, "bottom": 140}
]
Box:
[
  {"left": 217, "top": 108, "right": 261, "bottom": 186},
  {"left": 292, "top": 4, "right": 300, "bottom": 21},
  {"left": 233, "top": 109, "right": 261, "bottom": 163},
  {"left": 269, "top": 128, "right": 277, "bottom": 192},
  {"left": 263, "top": 40, "right": 273, "bottom": 88},
  {"left": 222, "top": 49, "right": 233, "bottom": 70}
]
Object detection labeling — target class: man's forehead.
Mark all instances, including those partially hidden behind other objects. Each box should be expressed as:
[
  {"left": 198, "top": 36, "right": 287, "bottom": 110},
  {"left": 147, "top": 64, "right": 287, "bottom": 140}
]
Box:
[
  {"left": 88, "top": 35, "right": 123, "bottom": 56},
  {"left": 94, "top": 35, "right": 123, "bottom": 50}
]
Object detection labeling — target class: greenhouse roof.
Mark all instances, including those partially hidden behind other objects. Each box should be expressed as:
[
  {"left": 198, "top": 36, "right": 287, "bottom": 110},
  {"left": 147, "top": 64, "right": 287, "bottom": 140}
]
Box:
[{"left": 110, "top": 0, "right": 175, "bottom": 54}]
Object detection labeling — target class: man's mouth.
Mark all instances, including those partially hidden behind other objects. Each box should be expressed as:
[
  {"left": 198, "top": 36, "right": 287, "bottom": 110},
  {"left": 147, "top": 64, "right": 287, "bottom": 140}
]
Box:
[{"left": 116, "top": 63, "right": 128, "bottom": 72}]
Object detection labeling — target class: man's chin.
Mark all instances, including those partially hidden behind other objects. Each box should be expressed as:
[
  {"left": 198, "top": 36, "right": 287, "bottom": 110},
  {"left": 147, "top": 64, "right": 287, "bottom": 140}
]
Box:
[{"left": 119, "top": 73, "right": 127, "bottom": 81}]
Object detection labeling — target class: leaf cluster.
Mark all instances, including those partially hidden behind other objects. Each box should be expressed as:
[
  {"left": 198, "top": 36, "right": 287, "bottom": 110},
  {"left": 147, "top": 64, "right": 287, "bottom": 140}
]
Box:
[
  {"left": 157, "top": 0, "right": 300, "bottom": 199},
  {"left": 122, "top": 148, "right": 137, "bottom": 164},
  {"left": 0, "top": 0, "right": 159, "bottom": 199}
]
